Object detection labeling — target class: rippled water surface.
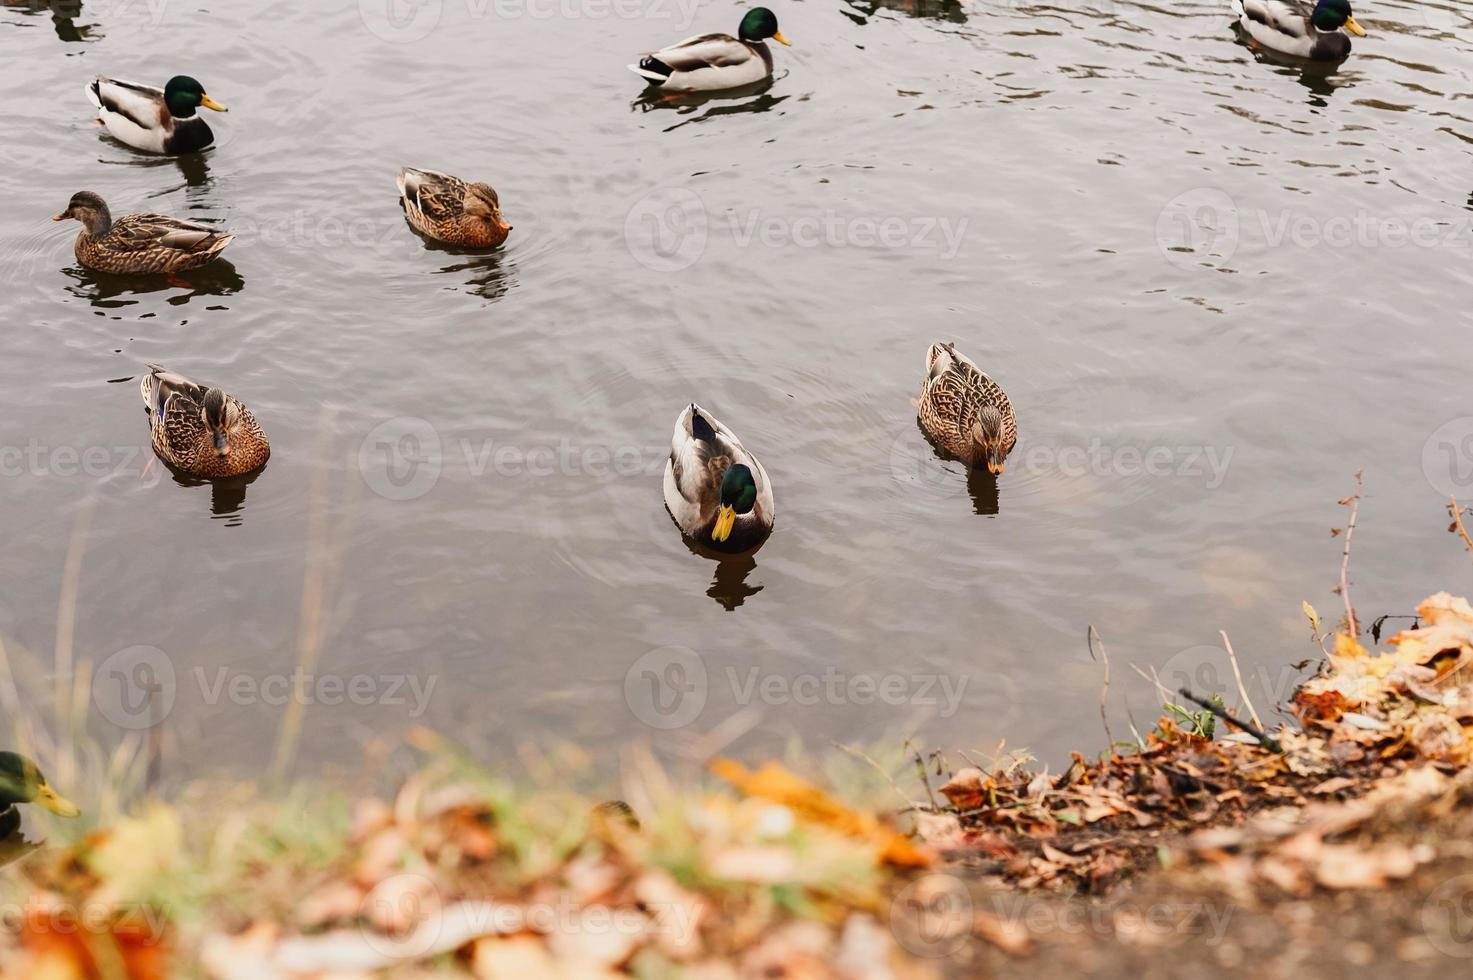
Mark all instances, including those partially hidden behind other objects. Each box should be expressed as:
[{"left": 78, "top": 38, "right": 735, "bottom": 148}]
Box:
[{"left": 2, "top": 0, "right": 1472, "bottom": 780}]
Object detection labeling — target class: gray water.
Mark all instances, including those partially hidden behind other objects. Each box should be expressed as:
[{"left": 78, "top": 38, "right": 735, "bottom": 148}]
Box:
[{"left": 2, "top": 0, "right": 1472, "bottom": 783}]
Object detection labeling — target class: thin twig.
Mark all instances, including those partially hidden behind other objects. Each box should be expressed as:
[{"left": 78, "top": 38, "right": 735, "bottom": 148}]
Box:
[
  {"left": 1219, "top": 631, "right": 1262, "bottom": 730},
  {"left": 1087, "top": 625, "right": 1114, "bottom": 751},
  {"left": 1451, "top": 498, "right": 1473, "bottom": 560},
  {"left": 1337, "top": 472, "right": 1363, "bottom": 637},
  {"left": 1179, "top": 688, "right": 1282, "bottom": 753}
]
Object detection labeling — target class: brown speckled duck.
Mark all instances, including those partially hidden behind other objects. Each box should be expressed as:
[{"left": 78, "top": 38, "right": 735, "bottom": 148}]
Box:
[
  {"left": 141, "top": 364, "right": 270, "bottom": 478},
  {"left": 396, "top": 168, "right": 511, "bottom": 249},
  {"left": 53, "top": 191, "right": 233, "bottom": 275},
  {"left": 917, "top": 342, "right": 1018, "bottom": 476}
]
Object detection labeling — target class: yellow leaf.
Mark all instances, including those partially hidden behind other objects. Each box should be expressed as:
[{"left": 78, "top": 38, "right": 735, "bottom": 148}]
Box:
[
  {"left": 1302, "top": 601, "right": 1322, "bottom": 635},
  {"left": 709, "top": 759, "right": 930, "bottom": 867}
]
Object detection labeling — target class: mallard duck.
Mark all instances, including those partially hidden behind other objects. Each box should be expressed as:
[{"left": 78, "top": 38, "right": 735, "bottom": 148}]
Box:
[
  {"left": 630, "top": 7, "right": 791, "bottom": 93},
  {"left": 918, "top": 342, "right": 1017, "bottom": 476},
  {"left": 396, "top": 168, "right": 512, "bottom": 249},
  {"left": 664, "top": 404, "right": 775, "bottom": 553},
  {"left": 0, "top": 752, "right": 79, "bottom": 836},
  {"left": 1232, "top": 0, "right": 1366, "bottom": 60},
  {"left": 87, "top": 75, "right": 227, "bottom": 155},
  {"left": 53, "top": 192, "right": 234, "bottom": 276},
  {"left": 141, "top": 363, "right": 270, "bottom": 478}
]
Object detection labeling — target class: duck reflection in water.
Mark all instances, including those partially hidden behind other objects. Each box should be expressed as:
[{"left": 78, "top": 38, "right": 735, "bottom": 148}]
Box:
[
  {"left": 633, "top": 82, "right": 788, "bottom": 132},
  {"left": 158, "top": 463, "right": 266, "bottom": 526},
  {"left": 3, "top": 0, "right": 94, "bottom": 42},
  {"left": 408, "top": 236, "right": 515, "bottom": 303},
  {"left": 698, "top": 549, "right": 765, "bottom": 610},
  {"left": 64, "top": 257, "right": 244, "bottom": 306}
]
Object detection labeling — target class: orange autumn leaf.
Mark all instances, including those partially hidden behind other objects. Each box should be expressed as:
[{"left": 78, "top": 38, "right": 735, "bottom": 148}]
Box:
[{"left": 709, "top": 759, "right": 930, "bottom": 867}]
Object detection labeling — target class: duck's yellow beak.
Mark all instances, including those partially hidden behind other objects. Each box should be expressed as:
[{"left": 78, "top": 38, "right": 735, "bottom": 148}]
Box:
[
  {"left": 1344, "top": 16, "right": 1366, "bottom": 37},
  {"left": 712, "top": 505, "right": 737, "bottom": 544},
  {"left": 34, "top": 785, "right": 80, "bottom": 818},
  {"left": 772, "top": 31, "right": 791, "bottom": 46},
  {"left": 200, "top": 94, "right": 228, "bottom": 112}
]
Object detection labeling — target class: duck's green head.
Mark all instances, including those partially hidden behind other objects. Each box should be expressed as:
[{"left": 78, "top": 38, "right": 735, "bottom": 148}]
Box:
[
  {"left": 713, "top": 464, "right": 759, "bottom": 543},
  {"left": 1312, "top": 0, "right": 1366, "bottom": 36},
  {"left": 739, "top": 7, "right": 791, "bottom": 46},
  {"left": 164, "top": 75, "right": 228, "bottom": 118},
  {"left": 0, "top": 753, "right": 79, "bottom": 818}
]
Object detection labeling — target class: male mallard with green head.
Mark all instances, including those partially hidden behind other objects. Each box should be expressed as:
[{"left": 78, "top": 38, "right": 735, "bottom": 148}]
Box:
[
  {"left": 141, "top": 363, "right": 270, "bottom": 479},
  {"left": 630, "top": 7, "right": 792, "bottom": 93},
  {"left": 0, "top": 752, "right": 79, "bottom": 837},
  {"left": 664, "top": 404, "right": 775, "bottom": 553},
  {"left": 87, "top": 75, "right": 227, "bottom": 154},
  {"left": 53, "top": 192, "right": 234, "bottom": 276},
  {"left": 397, "top": 168, "right": 512, "bottom": 249},
  {"left": 1231, "top": 0, "right": 1366, "bottom": 60},
  {"left": 918, "top": 342, "right": 1017, "bottom": 477}
]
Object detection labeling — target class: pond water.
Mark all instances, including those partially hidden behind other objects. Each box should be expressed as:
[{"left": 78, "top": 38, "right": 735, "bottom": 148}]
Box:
[{"left": 2, "top": 0, "right": 1471, "bottom": 785}]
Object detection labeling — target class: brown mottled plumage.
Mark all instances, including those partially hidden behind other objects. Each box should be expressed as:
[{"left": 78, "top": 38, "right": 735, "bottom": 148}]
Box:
[
  {"left": 53, "top": 191, "right": 233, "bottom": 275},
  {"left": 396, "top": 168, "right": 511, "bottom": 249},
  {"left": 917, "top": 342, "right": 1018, "bottom": 476},
  {"left": 140, "top": 364, "right": 269, "bottom": 479}
]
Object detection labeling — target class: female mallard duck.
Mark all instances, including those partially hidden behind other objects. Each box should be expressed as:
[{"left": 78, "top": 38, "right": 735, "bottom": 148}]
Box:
[
  {"left": 918, "top": 342, "right": 1017, "bottom": 476},
  {"left": 630, "top": 7, "right": 791, "bottom": 93},
  {"left": 664, "top": 403, "right": 775, "bottom": 553},
  {"left": 53, "top": 192, "right": 234, "bottom": 276},
  {"left": 397, "top": 168, "right": 512, "bottom": 249},
  {"left": 141, "top": 363, "right": 270, "bottom": 478},
  {"left": 0, "top": 752, "right": 79, "bottom": 836},
  {"left": 87, "top": 75, "right": 227, "bottom": 155},
  {"left": 1232, "top": 0, "right": 1366, "bottom": 60}
]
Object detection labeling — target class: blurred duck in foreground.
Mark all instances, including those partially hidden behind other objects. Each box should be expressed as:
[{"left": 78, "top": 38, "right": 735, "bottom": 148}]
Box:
[
  {"left": 630, "top": 7, "right": 791, "bottom": 93},
  {"left": 917, "top": 342, "right": 1017, "bottom": 477},
  {"left": 664, "top": 403, "right": 775, "bottom": 554},
  {"left": 87, "top": 74, "right": 227, "bottom": 154},
  {"left": 1231, "top": 0, "right": 1366, "bottom": 60},
  {"left": 397, "top": 168, "right": 512, "bottom": 249},
  {"left": 53, "top": 191, "right": 234, "bottom": 275},
  {"left": 0, "top": 752, "right": 79, "bottom": 836},
  {"left": 141, "top": 363, "right": 271, "bottom": 479}
]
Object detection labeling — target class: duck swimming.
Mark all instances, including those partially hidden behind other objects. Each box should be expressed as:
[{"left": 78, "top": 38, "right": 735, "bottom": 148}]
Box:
[
  {"left": 630, "top": 7, "right": 792, "bottom": 93},
  {"left": 53, "top": 191, "right": 234, "bottom": 276},
  {"left": 664, "top": 403, "right": 775, "bottom": 554},
  {"left": 917, "top": 342, "right": 1018, "bottom": 477},
  {"left": 1231, "top": 0, "right": 1366, "bottom": 61},
  {"left": 87, "top": 75, "right": 227, "bottom": 155}
]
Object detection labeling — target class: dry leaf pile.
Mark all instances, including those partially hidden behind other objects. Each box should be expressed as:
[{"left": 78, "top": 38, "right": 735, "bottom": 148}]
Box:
[
  {"left": 7, "top": 593, "right": 1473, "bottom": 977},
  {"left": 917, "top": 592, "right": 1473, "bottom": 901}
]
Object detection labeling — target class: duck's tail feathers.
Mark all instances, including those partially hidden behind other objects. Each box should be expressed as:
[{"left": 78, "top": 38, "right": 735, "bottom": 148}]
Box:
[
  {"left": 628, "top": 59, "right": 672, "bottom": 84},
  {"left": 85, "top": 78, "right": 103, "bottom": 110},
  {"left": 690, "top": 405, "right": 718, "bottom": 444}
]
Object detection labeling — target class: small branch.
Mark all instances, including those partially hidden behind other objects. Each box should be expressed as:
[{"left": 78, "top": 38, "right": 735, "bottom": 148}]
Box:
[
  {"left": 1179, "top": 688, "right": 1282, "bottom": 753},
  {"left": 1451, "top": 498, "right": 1473, "bottom": 561},
  {"left": 1337, "top": 472, "right": 1363, "bottom": 637},
  {"left": 1219, "top": 631, "right": 1263, "bottom": 730},
  {"left": 1087, "top": 625, "right": 1114, "bottom": 751}
]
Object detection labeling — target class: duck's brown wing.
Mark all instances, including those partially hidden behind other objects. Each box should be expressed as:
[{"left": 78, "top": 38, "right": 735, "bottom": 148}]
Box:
[{"left": 398, "top": 168, "right": 469, "bottom": 222}]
